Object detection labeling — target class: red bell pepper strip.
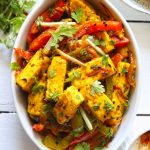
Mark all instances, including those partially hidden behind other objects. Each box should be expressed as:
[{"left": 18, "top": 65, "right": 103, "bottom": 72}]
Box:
[
  {"left": 127, "top": 52, "right": 136, "bottom": 87},
  {"left": 33, "top": 123, "right": 44, "bottom": 132},
  {"left": 76, "top": 21, "right": 122, "bottom": 38},
  {"left": 111, "top": 36, "right": 129, "bottom": 48},
  {"left": 27, "top": 0, "right": 65, "bottom": 45},
  {"left": 30, "top": 10, "right": 52, "bottom": 35},
  {"left": 50, "top": 0, "right": 65, "bottom": 21},
  {"left": 14, "top": 48, "right": 34, "bottom": 60},
  {"left": 29, "top": 30, "right": 51, "bottom": 51},
  {"left": 111, "top": 53, "right": 124, "bottom": 67},
  {"left": 69, "top": 130, "right": 99, "bottom": 148}
]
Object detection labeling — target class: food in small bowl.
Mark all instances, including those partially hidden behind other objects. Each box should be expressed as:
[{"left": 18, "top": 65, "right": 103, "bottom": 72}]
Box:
[
  {"left": 11, "top": 0, "right": 140, "bottom": 149},
  {"left": 130, "top": 131, "right": 150, "bottom": 150}
]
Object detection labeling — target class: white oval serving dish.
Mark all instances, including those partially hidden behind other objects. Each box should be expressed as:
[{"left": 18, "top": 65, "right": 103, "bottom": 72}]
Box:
[{"left": 11, "top": 0, "right": 141, "bottom": 149}]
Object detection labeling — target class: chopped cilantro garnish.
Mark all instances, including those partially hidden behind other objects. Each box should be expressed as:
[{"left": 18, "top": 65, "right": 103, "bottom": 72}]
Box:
[
  {"left": 102, "top": 55, "right": 109, "bottom": 66},
  {"left": 104, "top": 127, "right": 113, "bottom": 138},
  {"left": 36, "top": 16, "right": 43, "bottom": 26},
  {"left": 104, "top": 101, "right": 114, "bottom": 113},
  {"left": 110, "top": 40, "right": 116, "bottom": 45},
  {"left": 71, "top": 8, "right": 83, "bottom": 23},
  {"left": 76, "top": 94, "right": 81, "bottom": 101},
  {"left": 94, "top": 39, "right": 106, "bottom": 47},
  {"left": 49, "top": 24, "right": 77, "bottom": 49},
  {"left": 65, "top": 70, "right": 81, "bottom": 82},
  {"left": 122, "top": 67, "right": 128, "bottom": 74},
  {"left": 91, "top": 80, "right": 105, "bottom": 96},
  {"left": 124, "top": 100, "right": 129, "bottom": 107},
  {"left": 49, "top": 69, "right": 56, "bottom": 78},
  {"left": 71, "top": 126, "right": 84, "bottom": 137},
  {"left": 48, "top": 90, "right": 60, "bottom": 102},
  {"left": 94, "top": 147, "right": 102, "bottom": 150},
  {"left": 74, "top": 142, "right": 90, "bottom": 150},
  {"left": 49, "top": 8, "right": 54, "bottom": 16},
  {"left": 31, "top": 84, "right": 45, "bottom": 94},
  {"left": 10, "top": 62, "right": 21, "bottom": 71}
]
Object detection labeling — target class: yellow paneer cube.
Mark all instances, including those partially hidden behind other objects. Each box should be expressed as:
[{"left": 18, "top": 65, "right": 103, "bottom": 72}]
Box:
[
  {"left": 112, "top": 62, "right": 130, "bottom": 98},
  {"left": 68, "top": 56, "right": 116, "bottom": 89},
  {"left": 28, "top": 73, "right": 47, "bottom": 117},
  {"left": 68, "top": 0, "right": 100, "bottom": 22},
  {"left": 53, "top": 86, "right": 84, "bottom": 124},
  {"left": 16, "top": 50, "right": 50, "bottom": 92},
  {"left": 46, "top": 57, "right": 67, "bottom": 100},
  {"left": 102, "top": 32, "right": 114, "bottom": 53},
  {"left": 81, "top": 85, "right": 114, "bottom": 123},
  {"left": 105, "top": 90, "right": 125, "bottom": 126}
]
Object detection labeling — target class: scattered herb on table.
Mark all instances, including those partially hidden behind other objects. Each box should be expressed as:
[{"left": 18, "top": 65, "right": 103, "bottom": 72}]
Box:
[{"left": 0, "top": 0, "right": 35, "bottom": 48}]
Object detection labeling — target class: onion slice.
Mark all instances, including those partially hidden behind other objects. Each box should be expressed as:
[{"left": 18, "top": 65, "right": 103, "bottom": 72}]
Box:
[
  {"left": 86, "top": 38, "right": 105, "bottom": 55},
  {"left": 79, "top": 107, "right": 93, "bottom": 131},
  {"left": 56, "top": 49, "right": 86, "bottom": 67},
  {"left": 40, "top": 22, "right": 76, "bottom": 27}
]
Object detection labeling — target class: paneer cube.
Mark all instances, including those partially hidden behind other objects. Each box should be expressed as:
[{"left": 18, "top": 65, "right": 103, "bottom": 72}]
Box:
[
  {"left": 28, "top": 73, "right": 47, "bottom": 117},
  {"left": 53, "top": 86, "right": 84, "bottom": 124},
  {"left": 68, "top": 0, "right": 100, "bottom": 22},
  {"left": 16, "top": 50, "right": 50, "bottom": 92},
  {"left": 68, "top": 56, "right": 116, "bottom": 89},
  {"left": 46, "top": 57, "right": 67, "bottom": 99},
  {"left": 112, "top": 62, "right": 130, "bottom": 98},
  {"left": 81, "top": 85, "right": 114, "bottom": 123},
  {"left": 105, "top": 90, "right": 125, "bottom": 126}
]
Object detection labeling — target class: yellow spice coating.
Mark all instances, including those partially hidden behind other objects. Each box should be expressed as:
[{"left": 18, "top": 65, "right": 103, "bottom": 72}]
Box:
[
  {"left": 53, "top": 86, "right": 84, "bottom": 124},
  {"left": 16, "top": 50, "right": 50, "bottom": 93},
  {"left": 46, "top": 56, "right": 67, "bottom": 99}
]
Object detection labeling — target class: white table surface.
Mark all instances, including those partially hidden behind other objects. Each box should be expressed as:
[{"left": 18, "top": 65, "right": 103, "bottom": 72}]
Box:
[{"left": 0, "top": 0, "right": 150, "bottom": 150}]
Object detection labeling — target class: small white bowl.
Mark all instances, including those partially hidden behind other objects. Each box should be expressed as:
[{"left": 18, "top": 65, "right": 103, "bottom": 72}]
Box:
[{"left": 11, "top": 0, "right": 141, "bottom": 150}]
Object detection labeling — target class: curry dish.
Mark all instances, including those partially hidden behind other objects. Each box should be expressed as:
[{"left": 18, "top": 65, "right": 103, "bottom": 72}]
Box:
[{"left": 13, "top": 0, "right": 136, "bottom": 149}]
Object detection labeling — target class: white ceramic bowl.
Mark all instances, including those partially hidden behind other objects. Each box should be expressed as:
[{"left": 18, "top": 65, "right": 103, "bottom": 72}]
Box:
[{"left": 11, "top": 0, "right": 141, "bottom": 149}]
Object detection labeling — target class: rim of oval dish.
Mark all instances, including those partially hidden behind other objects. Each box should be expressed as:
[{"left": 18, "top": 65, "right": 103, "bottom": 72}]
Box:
[{"left": 11, "top": 0, "right": 142, "bottom": 150}]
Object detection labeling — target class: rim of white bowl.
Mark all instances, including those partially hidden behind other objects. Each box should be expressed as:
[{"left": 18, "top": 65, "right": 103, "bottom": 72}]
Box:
[{"left": 11, "top": 0, "right": 142, "bottom": 150}]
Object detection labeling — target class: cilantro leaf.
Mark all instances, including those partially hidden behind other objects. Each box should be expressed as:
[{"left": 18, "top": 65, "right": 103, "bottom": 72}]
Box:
[
  {"left": 94, "top": 39, "right": 106, "bottom": 47},
  {"left": 49, "top": 24, "right": 77, "bottom": 49},
  {"left": 91, "top": 80, "right": 105, "bottom": 96},
  {"left": 102, "top": 55, "right": 109, "bottom": 66},
  {"left": 122, "top": 67, "right": 128, "bottom": 74},
  {"left": 71, "top": 8, "right": 83, "bottom": 23},
  {"left": 10, "top": 62, "right": 21, "bottom": 71},
  {"left": 31, "top": 84, "right": 45, "bottom": 94},
  {"left": 48, "top": 90, "right": 60, "bottom": 102},
  {"left": 104, "top": 101, "right": 114, "bottom": 113},
  {"left": 74, "top": 142, "right": 90, "bottom": 150},
  {"left": 65, "top": 70, "right": 81, "bottom": 82},
  {"left": 36, "top": 16, "right": 43, "bottom": 27},
  {"left": 71, "top": 126, "right": 84, "bottom": 137},
  {"left": 49, "top": 69, "right": 56, "bottom": 78}
]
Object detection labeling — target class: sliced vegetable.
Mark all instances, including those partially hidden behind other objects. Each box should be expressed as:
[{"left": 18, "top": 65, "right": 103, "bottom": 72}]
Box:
[
  {"left": 29, "top": 30, "right": 51, "bottom": 51},
  {"left": 86, "top": 38, "right": 105, "bottom": 55},
  {"left": 111, "top": 36, "right": 129, "bottom": 48},
  {"left": 69, "top": 129, "right": 99, "bottom": 147},
  {"left": 127, "top": 52, "right": 136, "bottom": 87},
  {"left": 111, "top": 53, "right": 124, "bottom": 66},
  {"left": 76, "top": 21, "right": 122, "bottom": 38},
  {"left": 33, "top": 123, "right": 44, "bottom": 132},
  {"left": 79, "top": 107, "right": 93, "bottom": 131},
  {"left": 10, "top": 62, "right": 21, "bottom": 71},
  {"left": 56, "top": 49, "right": 86, "bottom": 67},
  {"left": 14, "top": 48, "right": 34, "bottom": 60},
  {"left": 40, "top": 21, "right": 76, "bottom": 27}
]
